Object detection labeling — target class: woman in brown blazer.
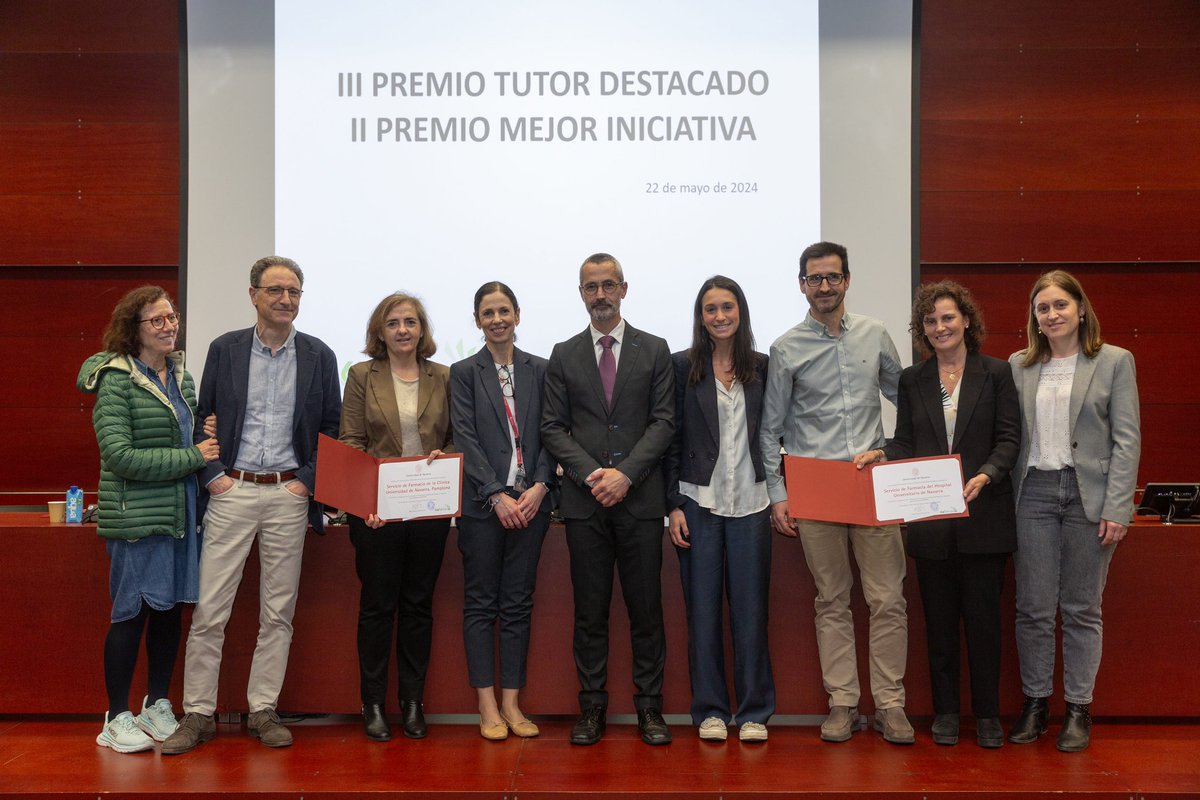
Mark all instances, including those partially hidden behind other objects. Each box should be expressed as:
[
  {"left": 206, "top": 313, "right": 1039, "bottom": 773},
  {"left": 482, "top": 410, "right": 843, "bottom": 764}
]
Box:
[{"left": 339, "top": 292, "right": 454, "bottom": 742}]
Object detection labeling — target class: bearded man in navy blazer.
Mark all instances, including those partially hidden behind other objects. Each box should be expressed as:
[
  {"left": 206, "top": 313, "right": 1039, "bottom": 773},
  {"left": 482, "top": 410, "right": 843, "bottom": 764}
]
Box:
[
  {"left": 163, "top": 256, "right": 341, "bottom": 755},
  {"left": 541, "top": 253, "right": 676, "bottom": 746}
]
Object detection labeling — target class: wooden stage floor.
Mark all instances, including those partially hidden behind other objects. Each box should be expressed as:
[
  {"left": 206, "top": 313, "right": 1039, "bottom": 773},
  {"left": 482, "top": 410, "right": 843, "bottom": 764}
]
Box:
[{"left": 1, "top": 716, "right": 1198, "bottom": 798}]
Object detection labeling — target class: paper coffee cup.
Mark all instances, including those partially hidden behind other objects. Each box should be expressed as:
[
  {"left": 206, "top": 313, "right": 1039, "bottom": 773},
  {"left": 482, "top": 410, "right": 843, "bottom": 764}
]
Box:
[{"left": 47, "top": 501, "right": 66, "bottom": 523}]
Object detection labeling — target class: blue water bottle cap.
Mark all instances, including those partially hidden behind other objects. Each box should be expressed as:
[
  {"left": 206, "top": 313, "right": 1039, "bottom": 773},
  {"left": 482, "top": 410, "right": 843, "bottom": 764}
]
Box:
[{"left": 70, "top": 485, "right": 79, "bottom": 490}]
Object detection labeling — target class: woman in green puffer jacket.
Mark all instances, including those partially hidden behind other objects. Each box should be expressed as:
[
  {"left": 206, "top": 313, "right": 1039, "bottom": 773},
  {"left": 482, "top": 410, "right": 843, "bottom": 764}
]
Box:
[{"left": 76, "top": 286, "right": 221, "bottom": 754}]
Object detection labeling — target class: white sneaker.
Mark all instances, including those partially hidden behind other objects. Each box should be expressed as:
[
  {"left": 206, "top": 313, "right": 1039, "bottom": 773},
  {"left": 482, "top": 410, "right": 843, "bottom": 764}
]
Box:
[
  {"left": 136, "top": 696, "right": 179, "bottom": 742},
  {"left": 96, "top": 711, "right": 154, "bottom": 753},
  {"left": 698, "top": 716, "right": 728, "bottom": 741},
  {"left": 739, "top": 721, "right": 768, "bottom": 742}
]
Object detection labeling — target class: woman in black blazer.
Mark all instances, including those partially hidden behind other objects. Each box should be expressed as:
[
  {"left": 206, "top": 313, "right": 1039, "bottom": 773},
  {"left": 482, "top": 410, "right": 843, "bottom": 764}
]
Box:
[
  {"left": 450, "top": 282, "right": 553, "bottom": 742},
  {"left": 855, "top": 281, "right": 1019, "bottom": 748},
  {"left": 664, "top": 275, "right": 774, "bottom": 743}
]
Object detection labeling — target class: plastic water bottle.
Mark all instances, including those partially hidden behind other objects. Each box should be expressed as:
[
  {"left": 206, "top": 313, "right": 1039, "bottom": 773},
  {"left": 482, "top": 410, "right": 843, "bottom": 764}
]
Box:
[{"left": 66, "top": 486, "right": 84, "bottom": 524}]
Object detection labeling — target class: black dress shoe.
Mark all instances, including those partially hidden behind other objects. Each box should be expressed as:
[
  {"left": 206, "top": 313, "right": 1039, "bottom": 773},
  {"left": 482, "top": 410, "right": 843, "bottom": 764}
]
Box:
[
  {"left": 570, "top": 706, "right": 606, "bottom": 746},
  {"left": 1057, "top": 702, "right": 1091, "bottom": 752},
  {"left": 637, "top": 708, "right": 672, "bottom": 746},
  {"left": 362, "top": 703, "right": 391, "bottom": 741},
  {"left": 401, "top": 699, "right": 427, "bottom": 739},
  {"left": 931, "top": 713, "right": 959, "bottom": 745},
  {"left": 1008, "top": 696, "right": 1049, "bottom": 744},
  {"left": 976, "top": 717, "right": 1004, "bottom": 748}
]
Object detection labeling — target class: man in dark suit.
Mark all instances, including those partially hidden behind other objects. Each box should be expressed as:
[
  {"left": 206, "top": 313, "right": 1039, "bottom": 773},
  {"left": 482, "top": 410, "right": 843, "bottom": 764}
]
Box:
[
  {"left": 163, "top": 256, "right": 341, "bottom": 754},
  {"left": 541, "top": 252, "right": 676, "bottom": 745}
]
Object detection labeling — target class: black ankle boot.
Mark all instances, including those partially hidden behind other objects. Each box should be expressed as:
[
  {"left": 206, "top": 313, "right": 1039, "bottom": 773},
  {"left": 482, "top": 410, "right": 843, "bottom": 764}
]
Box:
[
  {"left": 1057, "top": 702, "right": 1091, "bottom": 752},
  {"left": 1008, "top": 696, "right": 1049, "bottom": 744},
  {"left": 401, "top": 699, "right": 427, "bottom": 739},
  {"left": 362, "top": 703, "right": 391, "bottom": 741}
]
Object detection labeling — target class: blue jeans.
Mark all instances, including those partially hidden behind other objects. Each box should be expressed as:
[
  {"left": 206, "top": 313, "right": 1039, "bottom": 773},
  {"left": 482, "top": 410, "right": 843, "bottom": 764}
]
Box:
[
  {"left": 676, "top": 499, "right": 775, "bottom": 725},
  {"left": 1014, "top": 468, "right": 1116, "bottom": 705}
]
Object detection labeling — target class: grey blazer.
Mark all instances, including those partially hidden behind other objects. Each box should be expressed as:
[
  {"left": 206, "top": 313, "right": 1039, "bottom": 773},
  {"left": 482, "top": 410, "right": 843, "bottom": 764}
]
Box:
[
  {"left": 450, "top": 347, "right": 555, "bottom": 519},
  {"left": 1009, "top": 344, "right": 1141, "bottom": 525}
]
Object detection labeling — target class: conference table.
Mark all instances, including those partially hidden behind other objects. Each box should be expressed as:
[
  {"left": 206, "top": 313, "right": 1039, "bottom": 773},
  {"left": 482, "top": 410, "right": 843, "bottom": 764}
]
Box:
[{"left": 1, "top": 512, "right": 1194, "bottom": 717}]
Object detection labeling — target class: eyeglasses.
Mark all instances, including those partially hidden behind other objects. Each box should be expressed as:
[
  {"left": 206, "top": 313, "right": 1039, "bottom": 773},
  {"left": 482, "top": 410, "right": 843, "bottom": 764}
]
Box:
[
  {"left": 255, "top": 285, "right": 304, "bottom": 300},
  {"left": 139, "top": 313, "right": 181, "bottom": 330},
  {"left": 802, "top": 273, "right": 845, "bottom": 287},
  {"left": 580, "top": 280, "right": 622, "bottom": 296},
  {"left": 497, "top": 365, "right": 514, "bottom": 398}
]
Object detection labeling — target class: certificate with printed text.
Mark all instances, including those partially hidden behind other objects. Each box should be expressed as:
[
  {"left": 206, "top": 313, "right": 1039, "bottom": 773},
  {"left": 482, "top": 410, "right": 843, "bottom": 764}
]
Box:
[
  {"left": 314, "top": 434, "right": 463, "bottom": 522},
  {"left": 784, "top": 454, "right": 968, "bottom": 526},
  {"left": 870, "top": 457, "right": 967, "bottom": 522},
  {"left": 377, "top": 457, "right": 462, "bottom": 521}
]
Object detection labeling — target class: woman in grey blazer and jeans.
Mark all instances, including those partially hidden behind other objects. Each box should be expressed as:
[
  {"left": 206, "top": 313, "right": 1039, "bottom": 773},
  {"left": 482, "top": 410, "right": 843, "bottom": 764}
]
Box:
[{"left": 1007, "top": 270, "right": 1140, "bottom": 753}]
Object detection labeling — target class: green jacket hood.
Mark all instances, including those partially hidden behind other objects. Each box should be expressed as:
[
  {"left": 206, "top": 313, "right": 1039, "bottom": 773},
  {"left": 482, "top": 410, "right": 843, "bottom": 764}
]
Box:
[{"left": 77, "top": 350, "right": 186, "bottom": 394}]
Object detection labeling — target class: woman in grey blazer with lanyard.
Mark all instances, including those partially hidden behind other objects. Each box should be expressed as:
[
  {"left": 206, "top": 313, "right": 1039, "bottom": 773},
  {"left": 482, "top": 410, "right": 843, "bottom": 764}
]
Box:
[
  {"left": 1007, "top": 270, "right": 1140, "bottom": 752},
  {"left": 340, "top": 292, "right": 454, "bottom": 742},
  {"left": 450, "top": 282, "right": 553, "bottom": 742}
]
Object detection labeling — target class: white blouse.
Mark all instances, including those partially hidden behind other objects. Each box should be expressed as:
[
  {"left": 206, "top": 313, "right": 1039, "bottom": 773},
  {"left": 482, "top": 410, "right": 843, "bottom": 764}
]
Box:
[
  {"left": 680, "top": 380, "right": 769, "bottom": 518},
  {"left": 1027, "top": 354, "right": 1077, "bottom": 470}
]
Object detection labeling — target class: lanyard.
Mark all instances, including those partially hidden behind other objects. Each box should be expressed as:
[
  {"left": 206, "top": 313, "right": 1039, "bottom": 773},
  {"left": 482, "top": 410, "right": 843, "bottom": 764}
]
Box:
[
  {"left": 498, "top": 364, "right": 524, "bottom": 473},
  {"left": 502, "top": 391, "right": 524, "bottom": 472}
]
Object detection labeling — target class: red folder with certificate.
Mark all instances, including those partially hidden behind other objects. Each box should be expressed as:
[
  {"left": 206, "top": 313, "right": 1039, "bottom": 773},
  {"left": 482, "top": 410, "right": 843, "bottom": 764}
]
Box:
[
  {"left": 314, "top": 433, "right": 463, "bottom": 521},
  {"left": 783, "top": 454, "right": 968, "bottom": 526}
]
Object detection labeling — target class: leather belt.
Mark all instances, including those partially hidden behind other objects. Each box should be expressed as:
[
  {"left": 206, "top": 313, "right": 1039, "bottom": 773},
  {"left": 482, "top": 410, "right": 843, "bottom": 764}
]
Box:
[{"left": 226, "top": 468, "right": 298, "bottom": 485}]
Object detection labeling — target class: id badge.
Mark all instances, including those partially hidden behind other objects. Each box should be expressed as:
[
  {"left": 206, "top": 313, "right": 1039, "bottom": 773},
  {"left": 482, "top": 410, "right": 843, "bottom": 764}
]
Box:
[{"left": 513, "top": 466, "right": 527, "bottom": 492}]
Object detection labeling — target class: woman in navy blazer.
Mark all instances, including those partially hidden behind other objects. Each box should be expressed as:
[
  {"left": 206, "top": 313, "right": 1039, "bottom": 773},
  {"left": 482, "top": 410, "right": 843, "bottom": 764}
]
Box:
[
  {"left": 339, "top": 292, "right": 454, "bottom": 742},
  {"left": 1006, "top": 270, "right": 1140, "bottom": 753},
  {"left": 450, "top": 282, "right": 553, "bottom": 742},
  {"left": 664, "top": 276, "right": 774, "bottom": 743},
  {"left": 856, "top": 281, "right": 1019, "bottom": 748}
]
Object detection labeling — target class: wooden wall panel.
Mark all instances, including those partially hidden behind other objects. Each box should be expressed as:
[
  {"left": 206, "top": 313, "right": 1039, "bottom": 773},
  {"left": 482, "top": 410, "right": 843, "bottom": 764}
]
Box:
[
  {"left": 0, "top": 267, "right": 178, "bottom": 335},
  {"left": 1138, "top": 404, "right": 1198, "bottom": 483},
  {"left": 0, "top": 267, "right": 178, "bottom": 495},
  {"left": 0, "top": 0, "right": 179, "bottom": 53},
  {"left": 921, "top": 118, "right": 1200, "bottom": 192},
  {"left": 921, "top": 0, "right": 1200, "bottom": 51},
  {"left": 0, "top": 123, "right": 178, "bottom": 195},
  {"left": 921, "top": 46, "right": 1200, "bottom": 121},
  {"left": 0, "top": 195, "right": 178, "bottom": 265},
  {"left": 922, "top": 190, "right": 1200, "bottom": 263},
  {"left": 0, "top": 53, "right": 179, "bottom": 123},
  {"left": 0, "top": 408, "right": 99, "bottom": 498}
]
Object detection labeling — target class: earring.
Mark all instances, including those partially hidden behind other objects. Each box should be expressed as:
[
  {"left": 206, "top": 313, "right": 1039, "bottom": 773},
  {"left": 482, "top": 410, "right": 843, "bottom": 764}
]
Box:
[{"left": 1037, "top": 327, "right": 1044, "bottom": 335}]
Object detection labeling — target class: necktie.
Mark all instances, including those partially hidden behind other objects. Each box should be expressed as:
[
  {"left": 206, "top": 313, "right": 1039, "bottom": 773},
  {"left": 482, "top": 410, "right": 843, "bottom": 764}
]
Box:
[{"left": 599, "top": 335, "right": 616, "bottom": 408}]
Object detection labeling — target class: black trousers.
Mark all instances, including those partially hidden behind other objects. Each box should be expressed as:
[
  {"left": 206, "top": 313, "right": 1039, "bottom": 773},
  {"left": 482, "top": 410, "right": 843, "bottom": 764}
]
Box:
[
  {"left": 915, "top": 550, "right": 1008, "bottom": 717},
  {"left": 457, "top": 511, "right": 549, "bottom": 689},
  {"left": 349, "top": 514, "right": 450, "bottom": 705},
  {"left": 565, "top": 504, "right": 666, "bottom": 711}
]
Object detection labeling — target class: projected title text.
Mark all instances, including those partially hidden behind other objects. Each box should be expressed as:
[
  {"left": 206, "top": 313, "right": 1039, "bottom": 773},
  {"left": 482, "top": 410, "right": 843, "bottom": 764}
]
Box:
[{"left": 337, "top": 69, "right": 768, "bottom": 143}]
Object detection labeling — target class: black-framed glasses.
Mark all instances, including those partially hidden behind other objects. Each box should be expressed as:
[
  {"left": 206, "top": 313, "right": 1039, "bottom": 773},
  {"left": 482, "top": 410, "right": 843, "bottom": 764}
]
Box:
[
  {"left": 802, "top": 273, "right": 845, "bottom": 287},
  {"left": 580, "top": 280, "right": 622, "bottom": 296},
  {"left": 497, "top": 365, "right": 514, "bottom": 398},
  {"left": 255, "top": 285, "right": 304, "bottom": 300},
  {"left": 138, "top": 313, "right": 181, "bottom": 330}
]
